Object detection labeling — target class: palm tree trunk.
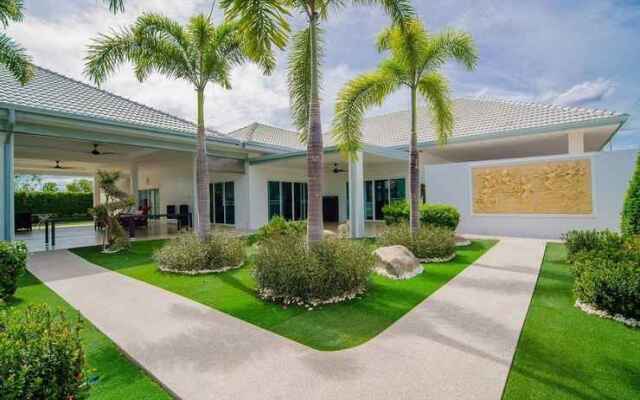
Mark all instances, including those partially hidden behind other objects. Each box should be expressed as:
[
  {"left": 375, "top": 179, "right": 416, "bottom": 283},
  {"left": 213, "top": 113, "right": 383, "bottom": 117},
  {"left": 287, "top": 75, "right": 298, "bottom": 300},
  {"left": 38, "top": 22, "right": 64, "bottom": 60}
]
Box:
[
  {"left": 409, "top": 86, "right": 420, "bottom": 236},
  {"left": 307, "top": 13, "right": 324, "bottom": 243},
  {"left": 195, "top": 87, "right": 211, "bottom": 241}
]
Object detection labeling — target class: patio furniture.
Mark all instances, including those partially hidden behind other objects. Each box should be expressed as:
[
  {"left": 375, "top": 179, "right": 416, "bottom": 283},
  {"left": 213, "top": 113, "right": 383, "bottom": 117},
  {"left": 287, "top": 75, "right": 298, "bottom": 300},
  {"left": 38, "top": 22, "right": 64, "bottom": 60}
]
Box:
[{"left": 15, "top": 212, "right": 32, "bottom": 232}]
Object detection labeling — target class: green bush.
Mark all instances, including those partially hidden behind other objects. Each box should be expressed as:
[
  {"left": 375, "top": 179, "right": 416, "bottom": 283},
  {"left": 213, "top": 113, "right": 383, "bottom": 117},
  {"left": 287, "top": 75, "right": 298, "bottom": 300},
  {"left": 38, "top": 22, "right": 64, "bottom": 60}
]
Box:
[
  {"left": 378, "top": 223, "right": 456, "bottom": 260},
  {"left": 622, "top": 153, "right": 640, "bottom": 237},
  {"left": 562, "top": 230, "right": 625, "bottom": 263},
  {"left": 0, "top": 241, "right": 28, "bottom": 301},
  {"left": 382, "top": 201, "right": 409, "bottom": 225},
  {"left": 254, "top": 236, "right": 374, "bottom": 306},
  {"left": 154, "top": 232, "right": 244, "bottom": 273},
  {"left": 573, "top": 251, "right": 640, "bottom": 320},
  {"left": 0, "top": 305, "right": 88, "bottom": 399},
  {"left": 15, "top": 192, "right": 93, "bottom": 219},
  {"left": 252, "top": 216, "right": 306, "bottom": 245},
  {"left": 419, "top": 204, "right": 460, "bottom": 230}
]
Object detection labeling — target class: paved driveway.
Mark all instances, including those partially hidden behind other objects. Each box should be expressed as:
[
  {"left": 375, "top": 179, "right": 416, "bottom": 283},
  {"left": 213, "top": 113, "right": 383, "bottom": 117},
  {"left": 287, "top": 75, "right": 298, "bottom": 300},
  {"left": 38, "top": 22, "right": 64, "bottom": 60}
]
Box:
[{"left": 28, "top": 237, "right": 546, "bottom": 400}]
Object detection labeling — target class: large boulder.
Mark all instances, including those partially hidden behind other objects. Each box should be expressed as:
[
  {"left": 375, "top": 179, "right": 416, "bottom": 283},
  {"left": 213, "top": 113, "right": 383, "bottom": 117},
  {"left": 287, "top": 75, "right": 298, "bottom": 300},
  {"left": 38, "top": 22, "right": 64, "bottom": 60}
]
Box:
[{"left": 373, "top": 245, "right": 423, "bottom": 280}]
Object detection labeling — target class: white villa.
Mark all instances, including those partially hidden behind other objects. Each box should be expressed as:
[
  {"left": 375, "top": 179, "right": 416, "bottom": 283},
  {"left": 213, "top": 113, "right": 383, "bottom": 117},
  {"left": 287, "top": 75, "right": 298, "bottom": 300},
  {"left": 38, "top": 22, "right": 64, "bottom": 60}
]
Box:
[{"left": 0, "top": 66, "right": 635, "bottom": 246}]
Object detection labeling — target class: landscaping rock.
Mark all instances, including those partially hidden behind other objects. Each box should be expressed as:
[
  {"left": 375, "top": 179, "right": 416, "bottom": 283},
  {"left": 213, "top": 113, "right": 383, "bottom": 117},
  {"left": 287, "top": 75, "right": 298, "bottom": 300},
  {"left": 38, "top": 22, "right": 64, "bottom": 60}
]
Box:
[
  {"left": 323, "top": 230, "right": 338, "bottom": 239},
  {"left": 373, "top": 245, "right": 423, "bottom": 280}
]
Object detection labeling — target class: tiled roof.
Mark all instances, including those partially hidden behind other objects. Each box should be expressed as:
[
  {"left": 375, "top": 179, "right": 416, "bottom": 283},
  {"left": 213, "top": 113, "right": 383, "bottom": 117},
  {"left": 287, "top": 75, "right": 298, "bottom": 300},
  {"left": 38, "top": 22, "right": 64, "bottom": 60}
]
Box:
[
  {"left": 0, "top": 65, "right": 229, "bottom": 138},
  {"left": 354, "top": 97, "right": 624, "bottom": 148},
  {"left": 228, "top": 122, "right": 305, "bottom": 150},
  {"left": 226, "top": 98, "right": 625, "bottom": 150}
]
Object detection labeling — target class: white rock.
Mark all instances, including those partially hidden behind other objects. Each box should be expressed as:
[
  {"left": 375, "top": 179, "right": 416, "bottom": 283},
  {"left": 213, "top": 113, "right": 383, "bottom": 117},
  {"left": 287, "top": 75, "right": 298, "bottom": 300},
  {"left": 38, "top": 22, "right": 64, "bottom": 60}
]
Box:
[{"left": 373, "top": 245, "right": 423, "bottom": 280}]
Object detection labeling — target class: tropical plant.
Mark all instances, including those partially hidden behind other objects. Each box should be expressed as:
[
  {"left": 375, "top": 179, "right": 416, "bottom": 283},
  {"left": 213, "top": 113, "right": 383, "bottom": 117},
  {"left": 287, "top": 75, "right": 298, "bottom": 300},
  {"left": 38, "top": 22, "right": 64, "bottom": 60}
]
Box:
[
  {"left": 85, "top": 11, "right": 273, "bottom": 241},
  {"left": 622, "top": 152, "right": 640, "bottom": 237},
  {"left": 89, "top": 170, "right": 134, "bottom": 252},
  {"left": 104, "top": 0, "right": 125, "bottom": 13},
  {"left": 332, "top": 18, "right": 477, "bottom": 236},
  {"left": 221, "top": 0, "right": 415, "bottom": 243},
  {"left": 420, "top": 203, "right": 460, "bottom": 230},
  {"left": 0, "top": 0, "right": 33, "bottom": 84},
  {"left": 14, "top": 174, "right": 41, "bottom": 192},
  {"left": 378, "top": 222, "right": 455, "bottom": 261}
]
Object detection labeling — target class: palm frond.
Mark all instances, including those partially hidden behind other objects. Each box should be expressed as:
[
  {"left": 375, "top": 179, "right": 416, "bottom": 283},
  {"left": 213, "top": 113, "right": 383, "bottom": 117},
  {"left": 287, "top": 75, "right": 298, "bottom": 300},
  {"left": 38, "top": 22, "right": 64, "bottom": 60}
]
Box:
[
  {"left": 0, "top": 32, "right": 33, "bottom": 85},
  {"left": 84, "top": 28, "right": 137, "bottom": 86},
  {"left": 332, "top": 68, "right": 400, "bottom": 157},
  {"left": 417, "top": 72, "right": 454, "bottom": 145},
  {"left": 420, "top": 28, "right": 478, "bottom": 73},
  {"left": 287, "top": 25, "right": 324, "bottom": 142},
  {"left": 0, "top": 0, "right": 23, "bottom": 27},
  {"left": 352, "top": 0, "right": 414, "bottom": 26},
  {"left": 104, "top": 0, "right": 125, "bottom": 14},
  {"left": 220, "top": 0, "right": 290, "bottom": 74},
  {"left": 376, "top": 19, "right": 429, "bottom": 72}
]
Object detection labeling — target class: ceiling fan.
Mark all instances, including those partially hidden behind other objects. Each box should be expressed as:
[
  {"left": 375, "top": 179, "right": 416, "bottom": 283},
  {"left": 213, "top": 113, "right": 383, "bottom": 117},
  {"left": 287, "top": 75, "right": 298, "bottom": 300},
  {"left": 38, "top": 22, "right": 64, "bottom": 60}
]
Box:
[
  {"left": 91, "top": 144, "right": 118, "bottom": 156},
  {"left": 332, "top": 163, "right": 347, "bottom": 174}
]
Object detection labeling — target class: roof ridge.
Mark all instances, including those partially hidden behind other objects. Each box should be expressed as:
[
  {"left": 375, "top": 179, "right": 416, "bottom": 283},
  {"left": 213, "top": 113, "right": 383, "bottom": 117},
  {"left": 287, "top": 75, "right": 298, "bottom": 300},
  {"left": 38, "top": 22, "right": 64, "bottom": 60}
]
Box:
[
  {"left": 33, "top": 65, "right": 200, "bottom": 129},
  {"left": 461, "top": 95, "right": 619, "bottom": 117}
]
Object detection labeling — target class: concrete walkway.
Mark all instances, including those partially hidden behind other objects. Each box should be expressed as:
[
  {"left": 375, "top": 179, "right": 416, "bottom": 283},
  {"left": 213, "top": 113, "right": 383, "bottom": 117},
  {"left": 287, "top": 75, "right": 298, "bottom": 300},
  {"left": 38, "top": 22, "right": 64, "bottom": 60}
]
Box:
[{"left": 28, "top": 237, "right": 546, "bottom": 400}]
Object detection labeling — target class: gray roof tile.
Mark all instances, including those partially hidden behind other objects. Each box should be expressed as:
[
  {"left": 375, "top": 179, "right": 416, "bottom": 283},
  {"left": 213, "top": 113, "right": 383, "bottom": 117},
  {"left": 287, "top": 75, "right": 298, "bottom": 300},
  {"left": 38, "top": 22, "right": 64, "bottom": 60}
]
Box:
[{"left": 228, "top": 122, "right": 305, "bottom": 150}]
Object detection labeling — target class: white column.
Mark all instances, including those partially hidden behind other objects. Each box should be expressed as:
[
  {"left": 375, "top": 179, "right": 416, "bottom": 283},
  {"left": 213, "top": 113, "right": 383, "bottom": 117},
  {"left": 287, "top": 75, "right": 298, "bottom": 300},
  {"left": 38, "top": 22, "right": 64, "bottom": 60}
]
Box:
[
  {"left": 130, "top": 163, "right": 139, "bottom": 206},
  {"left": 348, "top": 151, "right": 365, "bottom": 238},
  {"left": 0, "top": 132, "right": 15, "bottom": 241},
  {"left": 568, "top": 131, "right": 585, "bottom": 154}
]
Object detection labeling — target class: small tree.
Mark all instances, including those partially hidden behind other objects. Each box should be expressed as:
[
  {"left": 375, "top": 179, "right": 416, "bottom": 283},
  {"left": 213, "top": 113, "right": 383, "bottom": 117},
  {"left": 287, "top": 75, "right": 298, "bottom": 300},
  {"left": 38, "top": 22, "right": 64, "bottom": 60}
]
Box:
[
  {"left": 41, "top": 182, "right": 59, "bottom": 193},
  {"left": 90, "top": 170, "right": 133, "bottom": 253},
  {"left": 66, "top": 179, "right": 92, "bottom": 193},
  {"left": 622, "top": 153, "right": 640, "bottom": 236}
]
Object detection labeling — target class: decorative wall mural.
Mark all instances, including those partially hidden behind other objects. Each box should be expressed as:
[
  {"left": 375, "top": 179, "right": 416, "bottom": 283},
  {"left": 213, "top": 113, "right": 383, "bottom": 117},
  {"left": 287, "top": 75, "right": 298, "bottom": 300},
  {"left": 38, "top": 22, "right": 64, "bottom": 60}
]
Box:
[{"left": 472, "top": 159, "right": 592, "bottom": 214}]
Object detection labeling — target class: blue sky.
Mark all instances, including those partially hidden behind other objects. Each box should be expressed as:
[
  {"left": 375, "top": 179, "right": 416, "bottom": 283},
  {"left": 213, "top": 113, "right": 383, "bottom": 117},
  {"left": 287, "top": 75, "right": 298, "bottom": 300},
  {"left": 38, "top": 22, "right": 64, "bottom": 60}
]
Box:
[{"left": 9, "top": 0, "right": 640, "bottom": 150}]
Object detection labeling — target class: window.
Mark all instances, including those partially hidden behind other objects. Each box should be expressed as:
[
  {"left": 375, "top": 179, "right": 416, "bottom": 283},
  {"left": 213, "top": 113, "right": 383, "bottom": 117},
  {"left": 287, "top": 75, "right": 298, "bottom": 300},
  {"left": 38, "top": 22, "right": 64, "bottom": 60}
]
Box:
[
  {"left": 138, "top": 189, "right": 159, "bottom": 215},
  {"left": 346, "top": 178, "right": 406, "bottom": 221},
  {"left": 209, "top": 181, "right": 235, "bottom": 225},
  {"left": 268, "top": 181, "right": 308, "bottom": 221}
]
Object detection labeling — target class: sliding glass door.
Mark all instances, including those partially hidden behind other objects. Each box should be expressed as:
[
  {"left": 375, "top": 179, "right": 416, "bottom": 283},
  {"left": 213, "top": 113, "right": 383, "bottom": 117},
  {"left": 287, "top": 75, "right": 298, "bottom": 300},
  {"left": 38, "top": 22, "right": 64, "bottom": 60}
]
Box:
[
  {"left": 268, "top": 181, "right": 308, "bottom": 221},
  {"left": 347, "top": 178, "right": 406, "bottom": 221},
  {"left": 209, "top": 181, "right": 235, "bottom": 225},
  {"left": 138, "top": 189, "right": 159, "bottom": 215}
]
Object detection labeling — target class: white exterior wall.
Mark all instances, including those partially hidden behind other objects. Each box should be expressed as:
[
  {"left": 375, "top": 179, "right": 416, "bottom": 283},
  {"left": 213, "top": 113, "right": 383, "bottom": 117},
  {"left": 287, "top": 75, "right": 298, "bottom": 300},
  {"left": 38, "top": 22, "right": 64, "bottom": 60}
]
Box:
[
  {"left": 138, "top": 158, "right": 194, "bottom": 214},
  {"left": 425, "top": 150, "right": 638, "bottom": 239}
]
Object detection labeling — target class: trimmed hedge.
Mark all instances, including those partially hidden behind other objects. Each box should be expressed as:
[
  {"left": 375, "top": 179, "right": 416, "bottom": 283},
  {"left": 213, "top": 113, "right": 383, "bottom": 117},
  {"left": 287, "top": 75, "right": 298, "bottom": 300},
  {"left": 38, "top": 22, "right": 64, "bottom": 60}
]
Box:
[
  {"left": 562, "top": 230, "right": 625, "bottom": 263},
  {"left": 0, "top": 305, "right": 88, "bottom": 399},
  {"left": 254, "top": 236, "right": 374, "bottom": 306},
  {"left": 250, "top": 216, "right": 306, "bottom": 245},
  {"left": 15, "top": 192, "right": 93, "bottom": 218},
  {"left": 381, "top": 200, "right": 460, "bottom": 231},
  {"left": 622, "top": 153, "right": 640, "bottom": 237},
  {"left": 378, "top": 223, "right": 456, "bottom": 260},
  {"left": 0, "top": 241, "right": 28, "bottom": 301}
]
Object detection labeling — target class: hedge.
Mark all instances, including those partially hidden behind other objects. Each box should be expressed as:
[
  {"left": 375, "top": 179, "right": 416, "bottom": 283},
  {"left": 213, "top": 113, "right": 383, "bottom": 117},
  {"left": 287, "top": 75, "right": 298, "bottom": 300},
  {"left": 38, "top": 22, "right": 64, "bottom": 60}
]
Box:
[
  {"left": 621, "top": 152, "right": 640, "bottom": 237},
  {"left": 15, "top": 192, "right": 93, "bottom": 219}
]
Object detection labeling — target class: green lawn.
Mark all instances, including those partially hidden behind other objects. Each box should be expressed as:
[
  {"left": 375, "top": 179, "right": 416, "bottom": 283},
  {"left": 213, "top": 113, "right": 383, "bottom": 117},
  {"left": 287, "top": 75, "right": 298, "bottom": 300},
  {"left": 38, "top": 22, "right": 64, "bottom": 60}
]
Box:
[
  {"left": 72, "top": 239, "right": 495, "bottom": 351},
  {"left": 503, "top": 243, "right": 640, "bottom": 400},
  {"left": 1, "top": 272, "right": 173, "bottom": 400}
]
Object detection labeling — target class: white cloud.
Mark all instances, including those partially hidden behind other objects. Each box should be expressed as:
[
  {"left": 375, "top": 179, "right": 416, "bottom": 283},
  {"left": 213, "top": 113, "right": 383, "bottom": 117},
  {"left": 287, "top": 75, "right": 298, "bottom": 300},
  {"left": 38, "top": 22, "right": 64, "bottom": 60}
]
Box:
[{"left": 547, "top": 79, "right": 616, "bottom": 107}]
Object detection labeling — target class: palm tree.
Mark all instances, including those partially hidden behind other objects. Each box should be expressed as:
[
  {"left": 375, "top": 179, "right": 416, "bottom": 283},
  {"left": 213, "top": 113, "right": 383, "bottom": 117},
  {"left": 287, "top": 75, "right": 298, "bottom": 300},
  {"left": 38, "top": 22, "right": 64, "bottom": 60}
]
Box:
[
  {"left": 332, "top": 18, "right": 477, "bottom": 235},
  {"left": 220, "top": 0, "right": 414, "bottom": 243},
  {"left": 0, "top": 0, "right": 33, "bottom": 84},
  {"left": 85, "top": 12, "right": 274, "bottom": 241},
  {"left": 104, "top": 0, "right": 125, "bottom": 13}
]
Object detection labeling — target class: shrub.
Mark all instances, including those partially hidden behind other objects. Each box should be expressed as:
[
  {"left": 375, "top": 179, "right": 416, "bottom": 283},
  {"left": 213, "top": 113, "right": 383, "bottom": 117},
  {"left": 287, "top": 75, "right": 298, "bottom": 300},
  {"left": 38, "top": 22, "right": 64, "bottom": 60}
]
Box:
[
  {"left": 562, "top": 230, "right": 625, "bottom": 263},
  {"left": 573, "top": 252, "right": 640, "bottom": 320},
  {"left": 0, "top": 241, "right": 28, "bottom": 301},
  {"left": 154, "top": 232, "right": 244, "bottom": 273},
  {"left": 382, "top": 201, "right": 409, "bottom": 225},
  {"left": 15, "top": 191, "right": 93, "bottom": 219},
  {"left": 420, "top": 204, "right": 460, "bottom": 230},
  {"left": 254, "top": 236, "right": 374, "bottom": 305},
  {"left": 253, "top": 216, "right": 306, "bottom": 244},
  {"left": 378, "top": 223, "right": 456, "bottom": 260},
  {"left": 622, "top": 153, "right": 640, "bottom": 237},
  {"left": 0, "top": 305, "right": 88, "bottom": 399}
]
